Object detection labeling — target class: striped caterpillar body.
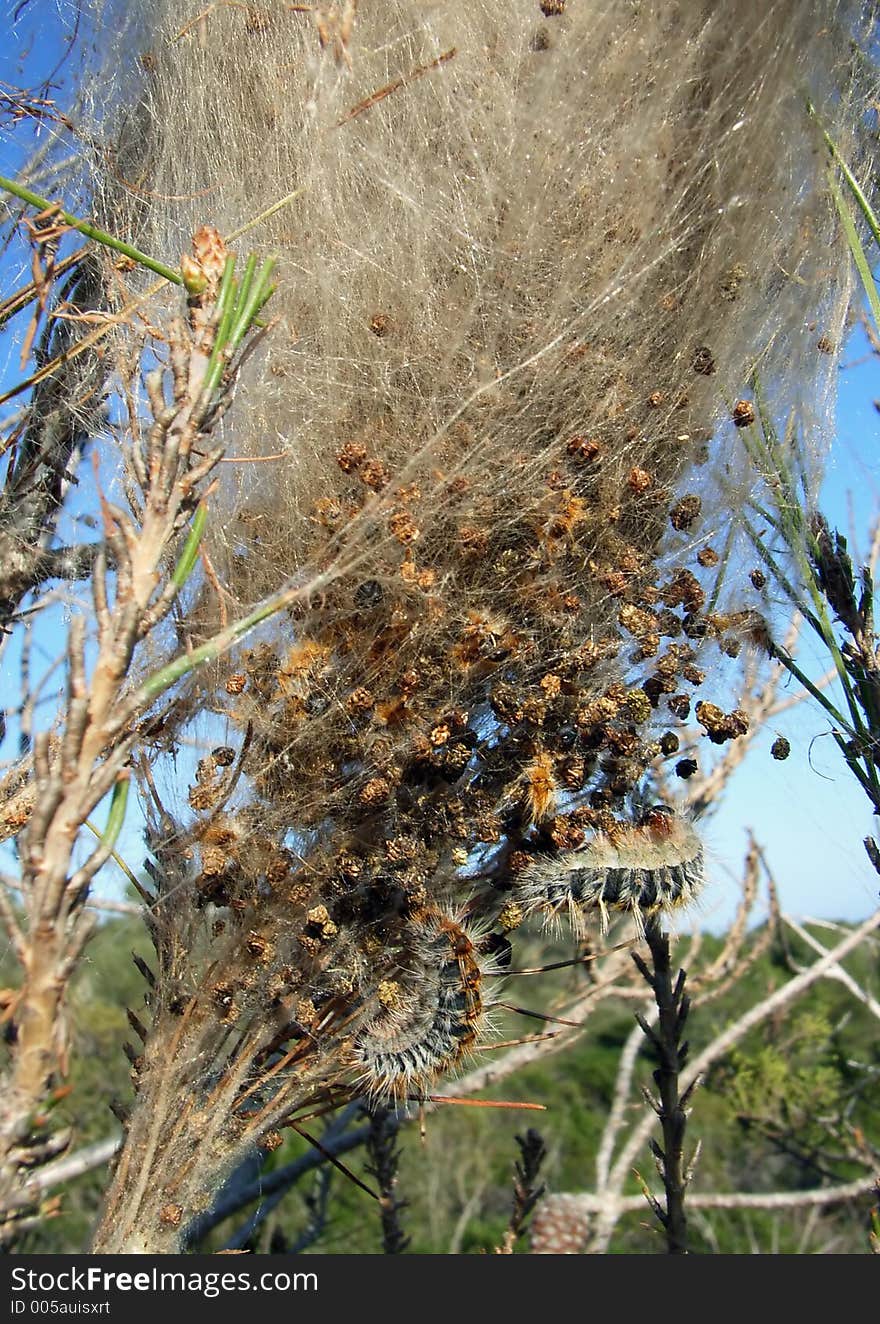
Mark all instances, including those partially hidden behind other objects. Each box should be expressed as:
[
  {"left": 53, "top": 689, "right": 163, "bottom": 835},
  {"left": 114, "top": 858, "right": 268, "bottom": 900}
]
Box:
[
  {"left": 515, "top": 807, "right": 704, "bottom": 932},
  {"left": 352, "top": 908, "right": 494, "bottom": 1099}
]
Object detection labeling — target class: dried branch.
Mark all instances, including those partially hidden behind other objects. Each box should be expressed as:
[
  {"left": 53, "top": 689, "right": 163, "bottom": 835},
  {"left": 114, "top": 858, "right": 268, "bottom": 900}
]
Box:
[
  {"left": 365, "top": 1105, "right": 409, "bottom": 1254},
  {"left": 632, "top": 921, "right": 694, "bottom": 1254},
  {"left": 0, "top": 229, "right": 275, "bottom": 1239},
  {"left": 495, "top": 1128, "right": 547, "bottom": 1255},
  {"left": 595, "top": 1016, "right": 653, "bottom": 1191},
  {"left": 783, "top": 915, "right": 880, "bottom": 1021},
  {"left": 0, "top": 257, "right": 104, "bottom": 632},
  {"left": 21, "top": 1135, "right": 121, "bottom": 1194}
]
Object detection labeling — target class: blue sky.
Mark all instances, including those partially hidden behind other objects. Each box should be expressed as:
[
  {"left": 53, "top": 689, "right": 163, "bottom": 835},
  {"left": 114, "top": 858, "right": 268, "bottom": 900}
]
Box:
[
  {"left": 699, "top": 334, "right": 880, "bottom": 928},
  {"left": 1, "top": 2, "right": 879, "bottom": 932}
]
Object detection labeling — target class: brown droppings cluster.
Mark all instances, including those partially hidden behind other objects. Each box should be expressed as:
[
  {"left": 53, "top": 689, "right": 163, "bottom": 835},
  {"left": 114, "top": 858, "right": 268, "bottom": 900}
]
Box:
[
  {"left": 627, "top": 466, "right": 653, "bottom": 494},
  {"left": 691, "top": 346, "right": 716, "bottom": 375},
  {"left": 566, "top": 434, "right": 602, "bottom": 463},
  {"left": 359, "top": 777, "right": 392, "bottom": 808},
  {"left": 669, "top": 494, "right": 702, "bottom": 531},
  {"left": 695, "top": 700, "right": 749, "bottom": 744},
  {"left": 360, "top": 459, "right": 390, "bottom": 491},
  {"left": 369, "top": 312, "right": 394, "bottom": 337},
  {"left": 337, "top": 440, "right": 368, "bottom": 473},
  {"left": 158, "top": 1204, "right": 183, "bottom": 1229},
  {"left": 662, "top": 569, "right": 706, "bottom": 614},
  {"left": 732, "top": 399, "right": 756, "bottom": 428}
]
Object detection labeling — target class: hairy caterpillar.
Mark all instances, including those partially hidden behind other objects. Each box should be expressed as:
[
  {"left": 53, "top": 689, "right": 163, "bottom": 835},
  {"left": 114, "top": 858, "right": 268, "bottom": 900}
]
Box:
[
  {"left": 352, "top": 907, "right": 496, "bottom": 1099},
  {"left": 515, "top": 806, "right": 704, "bottom": 932}
]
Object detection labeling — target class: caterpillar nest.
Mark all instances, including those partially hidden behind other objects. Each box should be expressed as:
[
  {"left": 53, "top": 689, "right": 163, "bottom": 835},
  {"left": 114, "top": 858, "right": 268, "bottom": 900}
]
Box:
[
  {"left": 515, "top": 805, "right": 704, "bottom": 933},
  {"left": 352, "top": 907, "right": 498, "bottom": 1099}
]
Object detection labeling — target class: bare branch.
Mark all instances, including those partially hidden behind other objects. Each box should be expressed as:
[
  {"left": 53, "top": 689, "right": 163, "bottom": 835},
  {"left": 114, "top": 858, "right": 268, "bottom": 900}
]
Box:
[{"left": 784, "top": 915, "right": 880, "bottom": 1021}]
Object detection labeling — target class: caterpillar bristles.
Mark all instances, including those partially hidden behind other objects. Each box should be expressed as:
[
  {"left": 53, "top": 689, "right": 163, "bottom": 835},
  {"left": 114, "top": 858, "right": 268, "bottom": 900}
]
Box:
[
  {"left": 514, "top": 806, "right": 704, "bottom": 935},
  {"left": 352, "top": 906, "right": 500, "bottom": 1100}
]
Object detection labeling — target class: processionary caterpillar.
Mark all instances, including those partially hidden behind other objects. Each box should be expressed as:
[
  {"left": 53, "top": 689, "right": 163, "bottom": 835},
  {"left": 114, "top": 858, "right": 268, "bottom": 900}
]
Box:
[
  {"left": 514, "top": 805, "right": 704, "bottom": 932},
  {"left": 352, "top": 907, "right": 495, "bottom": 1098}
]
